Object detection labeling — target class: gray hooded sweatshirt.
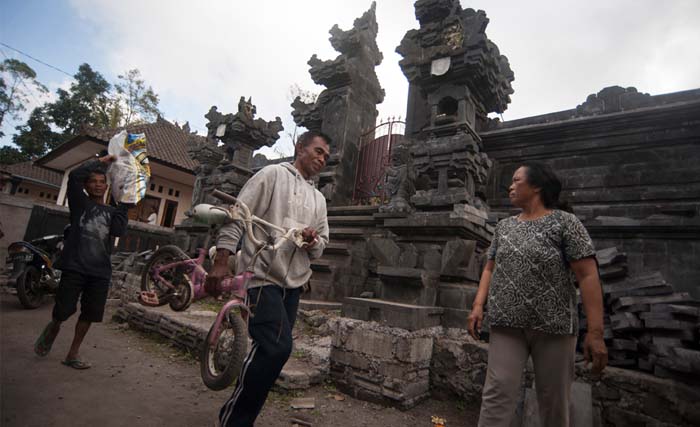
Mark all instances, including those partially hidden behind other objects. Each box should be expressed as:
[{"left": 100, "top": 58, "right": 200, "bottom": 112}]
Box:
[{"left": 216, "top": 162, "right": 329, "bottom": 289}]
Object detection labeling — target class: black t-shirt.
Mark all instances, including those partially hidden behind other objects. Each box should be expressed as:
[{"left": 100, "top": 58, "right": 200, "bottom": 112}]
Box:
[{"left": 56, "top": 159, "right": 129, "bottom": 280}]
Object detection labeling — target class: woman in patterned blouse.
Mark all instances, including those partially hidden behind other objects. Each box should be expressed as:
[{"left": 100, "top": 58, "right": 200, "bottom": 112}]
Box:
[{"left": 468, "top": 162, "right": 607, "bottom": 427}]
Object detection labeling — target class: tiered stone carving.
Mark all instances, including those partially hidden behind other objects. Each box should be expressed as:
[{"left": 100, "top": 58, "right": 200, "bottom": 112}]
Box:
[
  {"left": 192, "top": 97, "right": 283, "bottom": 203},
  {"left": 291, "top": 2, "right": 385, "bottom": 205},
  {"left": 178, "top": 97, "right": 283, "bottom": 252},
  {"left": 396, "top": 0, "right": 514, "bottom": 211}
]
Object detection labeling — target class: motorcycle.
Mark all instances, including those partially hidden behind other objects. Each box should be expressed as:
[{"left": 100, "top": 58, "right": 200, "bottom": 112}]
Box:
[{"left": 6, "top": 234, "right": 63, "bottom": 309}]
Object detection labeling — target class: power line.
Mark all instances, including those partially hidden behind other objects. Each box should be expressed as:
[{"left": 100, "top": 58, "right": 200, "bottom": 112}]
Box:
[{"left": 0, "top": 42, "right": 74, "bottom": 78}]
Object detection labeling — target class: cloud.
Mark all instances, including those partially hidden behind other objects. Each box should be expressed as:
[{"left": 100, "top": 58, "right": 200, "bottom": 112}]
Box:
[{"left": 64, "top": 0, "right": 700, "bottom": 157}]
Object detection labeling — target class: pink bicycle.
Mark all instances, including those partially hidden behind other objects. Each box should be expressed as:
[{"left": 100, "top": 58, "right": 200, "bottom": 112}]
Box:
[{"left": 139, "top": 189, "right": 309, "bottom": 390}]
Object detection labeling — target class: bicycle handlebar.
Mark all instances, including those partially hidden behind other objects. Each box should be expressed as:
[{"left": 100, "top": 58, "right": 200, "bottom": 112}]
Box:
[
  {"left": 201, "top": 190, "right": 309, "bottom": 251},
  {"left": 212, "top": 189, "right": 237, "bottom": 204}
]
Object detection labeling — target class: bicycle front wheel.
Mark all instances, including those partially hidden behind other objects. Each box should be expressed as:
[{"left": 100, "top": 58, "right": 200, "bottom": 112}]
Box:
[{"left": 200, "top": 311, "right": 248, "bottom": 390}]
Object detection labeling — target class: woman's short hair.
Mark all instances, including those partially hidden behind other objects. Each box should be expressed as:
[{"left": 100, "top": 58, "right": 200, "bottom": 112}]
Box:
[
  {"left": 294, "top": 131, "right": 331, "bottom": 159},
  {"left": 520, "top": 161, "right": 572, "bottom": 212}
]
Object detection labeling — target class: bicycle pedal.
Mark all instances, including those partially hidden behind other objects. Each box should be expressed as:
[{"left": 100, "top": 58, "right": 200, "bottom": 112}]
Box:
[{"left": 138, "top": 291, "right": 161, "bottom": 307}]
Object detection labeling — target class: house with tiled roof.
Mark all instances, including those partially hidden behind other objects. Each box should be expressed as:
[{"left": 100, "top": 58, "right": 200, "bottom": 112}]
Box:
[
  {"left": 36, "top": 117, "right": 202, "bottom": 227},
  {"left": 0, "top": 160, "right": 63, "bottom": 204}
]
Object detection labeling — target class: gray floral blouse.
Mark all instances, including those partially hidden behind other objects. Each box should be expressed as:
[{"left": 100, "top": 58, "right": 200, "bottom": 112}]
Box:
[{"left": 486, "top": 210, "right": 596, "bottom": 335}]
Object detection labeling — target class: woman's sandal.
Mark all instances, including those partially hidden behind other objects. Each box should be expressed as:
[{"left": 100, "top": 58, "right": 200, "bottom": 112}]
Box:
[
  {"left": 61, "top": 359, "right": 91, "bottom": 370},
  {"left": 34, "top": 322, "right": 57, "bottom": 357}
]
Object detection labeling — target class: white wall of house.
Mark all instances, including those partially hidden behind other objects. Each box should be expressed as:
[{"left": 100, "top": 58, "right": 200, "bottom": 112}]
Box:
[
  {"left": 144, "top": 174, "right": 194, "bottom": 226},
  {"left": 4, "top": 181, "right": 60, "bottom": 204}
]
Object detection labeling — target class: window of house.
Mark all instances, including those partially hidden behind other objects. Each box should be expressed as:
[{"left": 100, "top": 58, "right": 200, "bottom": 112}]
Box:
[
  {"left": 158, "top": 185, "right": 163, "bottom": 193},
  {"left": 54, "top": 195, "right": 58, "bottom": 200},
  {"left": 150, "top": 183, "right": 155, "bottom": 191},
  {"left": 40, "top": 192, "right": 45, "bottom": 197},
  {"left": 24, "top": 188, "right": 29, "bottom": 194},
  {"left": 175, "top": 190, "right": 180, "bottom": 198},
  {"left": 168, "top": 188, "right": 173, "bottom": 196}
]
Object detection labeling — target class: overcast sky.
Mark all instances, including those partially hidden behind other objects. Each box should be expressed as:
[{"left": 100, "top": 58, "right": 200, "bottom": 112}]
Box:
[{"left": 2, "top": 0, "right": 700, "bottom": 157}]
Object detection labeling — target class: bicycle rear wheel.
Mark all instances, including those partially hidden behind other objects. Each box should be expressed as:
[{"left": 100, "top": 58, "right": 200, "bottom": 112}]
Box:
[
  {"left": 200, "top": 311, "right": 248, "bottom": 390},
  {"left": 141, "top": 245, "right": 189, "bottom": 307}
]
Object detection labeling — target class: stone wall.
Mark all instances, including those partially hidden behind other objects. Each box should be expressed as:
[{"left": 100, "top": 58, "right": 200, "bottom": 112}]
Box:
[
  {"left": 431, "top": 328, "right": 700, "bottom": 426},
  {"left": 482, "top": 88, "right": 700, "bottom": 298},
  {"left": 329, "top": 317, "right": 699, "bottom": 425}
]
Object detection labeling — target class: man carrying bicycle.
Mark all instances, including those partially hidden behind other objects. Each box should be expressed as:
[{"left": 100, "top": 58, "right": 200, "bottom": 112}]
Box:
[{"left": 208, "top": 131, "right": 330, "bottom": 427}]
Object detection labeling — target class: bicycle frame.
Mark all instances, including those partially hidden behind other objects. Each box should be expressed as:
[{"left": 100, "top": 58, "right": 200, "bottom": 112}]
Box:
[{"left": 142, "top": 189, "right": 310, "bottom": 349}]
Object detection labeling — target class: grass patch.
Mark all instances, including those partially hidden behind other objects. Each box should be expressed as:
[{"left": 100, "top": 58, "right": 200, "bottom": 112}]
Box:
[
  {"left": 322, "top": 380, "right": 337, "bottom": 393},
  {"left": 291, "top": 348, "right": 308, "bottom": 359},
  {"left": 194, "top": 297, "right": 225, "bottom": 313}
]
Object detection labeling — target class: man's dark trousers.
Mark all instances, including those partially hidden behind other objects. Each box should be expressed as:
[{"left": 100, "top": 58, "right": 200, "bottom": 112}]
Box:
[{"left": 219, "top": 285, "right": 301, "bottom": 426}]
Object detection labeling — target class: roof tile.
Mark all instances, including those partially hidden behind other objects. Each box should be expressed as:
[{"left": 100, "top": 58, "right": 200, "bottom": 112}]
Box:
[
  {"left": 82, "top": 118, "right": 202, "bottom": 171},
  {"left": 0, "top": 161, "right": 63, "bottom": 187}
]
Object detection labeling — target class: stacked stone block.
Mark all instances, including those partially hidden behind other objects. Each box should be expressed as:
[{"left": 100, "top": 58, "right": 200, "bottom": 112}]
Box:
[{"left": 329, "top": 317, "right": 437, "bottom": 409}]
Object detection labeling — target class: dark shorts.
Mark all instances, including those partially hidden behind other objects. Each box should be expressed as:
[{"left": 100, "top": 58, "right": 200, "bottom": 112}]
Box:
[{"left": 52, "top": 270, "right": 110, "bottom": 323}]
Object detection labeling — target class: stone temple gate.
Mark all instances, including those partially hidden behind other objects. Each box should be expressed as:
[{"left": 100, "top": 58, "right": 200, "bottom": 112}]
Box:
[{"left": 173, "top": 0, "right": 700, "bottom": 422}]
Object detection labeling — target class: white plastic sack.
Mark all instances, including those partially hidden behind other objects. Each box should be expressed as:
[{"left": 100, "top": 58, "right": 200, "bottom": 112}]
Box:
[{"left": 107, "top": 130, "right": 151, "bottom": 204}]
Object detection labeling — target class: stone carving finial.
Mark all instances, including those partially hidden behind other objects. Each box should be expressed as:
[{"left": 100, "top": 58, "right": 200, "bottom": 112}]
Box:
[
  {"left": 576, "top": 86, "right": 652, "bottom": 116},
  {"left": 188, "top": 98, "right": 283, "bottom": 204},
  {"left": 238, "top": 96, "right": 256, "bottom": 124}
]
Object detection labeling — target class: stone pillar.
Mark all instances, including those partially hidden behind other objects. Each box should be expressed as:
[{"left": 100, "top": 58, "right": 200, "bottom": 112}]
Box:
[{"left": 292, "top": 2, "right": 385, "bottom": 206}]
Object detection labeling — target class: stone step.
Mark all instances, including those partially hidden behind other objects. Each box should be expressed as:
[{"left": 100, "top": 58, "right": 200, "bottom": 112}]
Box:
[
  {"left": 342, "top": 297, "right": 443, "bottom": 331},
  {"left": 329, "top": 227, "right": 367, "bottom": 240},
  {"left": 328, "top": 215, "right": 377, "bottom": 226},
  {"left": 328, "top": 205, "right": 379, "bottom": 216},
  {"left": 299, "top": 298, "right": 343, "bottom": 311},
  {"left": 310, "top": 258, "right": 333, "bottom": 272},
  {"left": 324, "top": 241, "right": 350, "bottom": 255}
]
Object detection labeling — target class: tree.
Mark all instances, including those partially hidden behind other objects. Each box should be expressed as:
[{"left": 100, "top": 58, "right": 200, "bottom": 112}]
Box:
[
  {"left": 0, "top": 63, "right": 164, "bottom": 165},
  {"left": 283, "top": 83, "right": 319, "bottom": 156},
  {"left": 0, "top": 107, "right": 61, "bottom": 164},
  {"left": 12, "top": 107, "right": 62, "bottom": 158},
  {"left": 287, "top": 83, "right": 318, "bottom": 105},
  {"left": 47, "top": 63, "right": 112, "bottom": 136},
  {"left": 0, "top": 59, "right": 48, "bottom": 137},
  {"left": 0, "top": 146, "right": 28, "bottom": 164},
  {"left": 114, "top": 69, "right": 161, "bottom": 126}
]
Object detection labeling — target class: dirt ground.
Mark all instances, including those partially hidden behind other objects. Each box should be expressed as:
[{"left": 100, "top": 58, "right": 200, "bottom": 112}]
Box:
[{"left": 0, "top": 294, "right": 478, "bottom": 426}]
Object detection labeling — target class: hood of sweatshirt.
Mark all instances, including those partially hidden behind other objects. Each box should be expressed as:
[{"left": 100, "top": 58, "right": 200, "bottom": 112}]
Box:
[{"left": 280, "top": 162, "right": 316, "bottom": 187}]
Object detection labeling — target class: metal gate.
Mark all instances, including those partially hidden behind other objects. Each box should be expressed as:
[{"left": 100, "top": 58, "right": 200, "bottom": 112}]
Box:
[{"left": 352, "top": 119, "right": 405, "bottom": 205}]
